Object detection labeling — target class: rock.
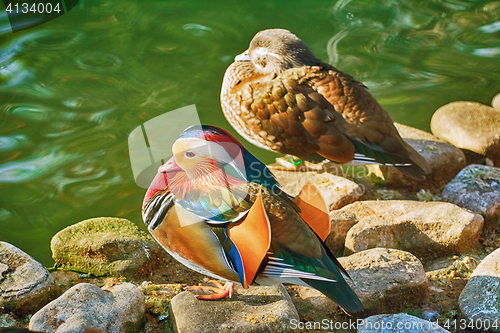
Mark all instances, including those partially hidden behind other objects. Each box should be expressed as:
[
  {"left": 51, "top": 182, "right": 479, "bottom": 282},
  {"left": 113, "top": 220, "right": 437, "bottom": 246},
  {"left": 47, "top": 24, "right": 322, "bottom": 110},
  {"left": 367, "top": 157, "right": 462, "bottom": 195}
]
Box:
[
  {"left": 288, "top": 248, "right": 428, "bottom": 319},
  {"left": 368, "top": 123, "right": 466, "bottom": 190},
  {"left": 140, "top": 281, "right": 184, "bottom": 319},
  {"left": 268, "top": 169, "right": 364, "bottom": 255},
  {"left": 29, "top": 282, "right": 145, "bottom": 333},
  {"left": 337, "top": 201, "right": 483, "bottom": 259},
  {"left": 492, "top": 92, "right": 500, "bottom": 111},
  {"left": 459, "top": 248, "right": 500, "bottom": 332},
  {"left": 169, "top": 284, "right": 299, "bottom": 332},
  {"left": 339, "top": 248, "right": 428, "bottom": 314},
  {"left": 0, "top": 242, "right": 57, "bottom": 315},
  {"left": 268, "top": 168, "right": 364, "bottom": 211},
  {"left": 0, "top": 313, "right": 16, "bottom": 327},
  {"left": 325, "top": 208, "right": 359, "bottom": 255},
  {"left": 430, "top": 101, "right": 500, "bottom": 166},
  {"left": 425, "top": 255, "right": 480, "bottom": 279},
  {"left": 358, "top": 314, "right": 450, "bottom": 332},
  {"left": 51, "top": 217, "right": 200, "bottom": 281},
  {"left": 442, "top": 164, "right": 500, "bottom": 227}
]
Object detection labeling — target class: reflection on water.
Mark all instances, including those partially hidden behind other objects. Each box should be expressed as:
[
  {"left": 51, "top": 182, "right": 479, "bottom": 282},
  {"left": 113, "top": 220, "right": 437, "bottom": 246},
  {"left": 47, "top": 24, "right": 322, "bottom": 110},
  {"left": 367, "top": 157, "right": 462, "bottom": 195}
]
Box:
[{"left": 0, "top": 0, "right": 499, "bottom": 265}]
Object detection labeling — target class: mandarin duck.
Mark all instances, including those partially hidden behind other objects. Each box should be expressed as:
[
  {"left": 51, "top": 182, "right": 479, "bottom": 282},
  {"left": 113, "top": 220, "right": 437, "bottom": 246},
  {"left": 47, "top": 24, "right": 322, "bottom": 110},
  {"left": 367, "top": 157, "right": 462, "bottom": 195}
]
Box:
[
  {"left": 142, "top": 125, "right": 364, "bottom": 313},
  {"left": 221, "top": 29, "right": 430, "bottom": 179}
]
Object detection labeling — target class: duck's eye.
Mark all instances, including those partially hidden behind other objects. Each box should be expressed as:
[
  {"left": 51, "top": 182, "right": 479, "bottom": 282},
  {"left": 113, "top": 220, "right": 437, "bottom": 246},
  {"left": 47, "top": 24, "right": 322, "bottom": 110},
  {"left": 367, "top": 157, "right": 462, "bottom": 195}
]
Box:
[{"left": 184, "top": 151, "right": 196, "bottom": 158}]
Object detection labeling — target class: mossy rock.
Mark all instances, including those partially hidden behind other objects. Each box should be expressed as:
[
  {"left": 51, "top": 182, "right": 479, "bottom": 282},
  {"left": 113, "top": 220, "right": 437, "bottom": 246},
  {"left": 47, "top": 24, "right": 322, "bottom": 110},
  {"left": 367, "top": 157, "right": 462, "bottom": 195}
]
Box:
[{"left": 51, "top": 217, "right": 168, "bottom": 280}]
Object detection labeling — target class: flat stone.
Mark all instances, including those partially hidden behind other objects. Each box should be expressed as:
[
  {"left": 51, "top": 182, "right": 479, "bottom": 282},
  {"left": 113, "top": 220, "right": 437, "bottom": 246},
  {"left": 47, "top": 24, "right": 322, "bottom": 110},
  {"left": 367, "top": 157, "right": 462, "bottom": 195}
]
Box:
[
  {"left": 368, "top": 123, "right": 466, "bottom": 190},
  {"left": 339, "top": 201, "right": 483, "bottom": 259},
  {"left": 29, "top": 282, "right": 145, "bottom": 333},
  {"left": 459, "top": 248, "right": 500, "bottom": 332},
  {"left": 169, "top": 284, "right": 299, "bottom": 333},
  {"left": 0, "top": 242, "right": 57, "bottom": 315},
  {"left": 358, "top": 314, "right": 450, "bottom": 332},
  {"left": 442, "top": 164, "right": 500, "bottom": 227},
  {"left": 430, "top": 101, "right": 500, "bottom": 166},
  {"left": 51, "top": 217, "right": 202, "bottom": 282},
  {"left": 268, "top": 168, "right": 364, "bottom": 211}
]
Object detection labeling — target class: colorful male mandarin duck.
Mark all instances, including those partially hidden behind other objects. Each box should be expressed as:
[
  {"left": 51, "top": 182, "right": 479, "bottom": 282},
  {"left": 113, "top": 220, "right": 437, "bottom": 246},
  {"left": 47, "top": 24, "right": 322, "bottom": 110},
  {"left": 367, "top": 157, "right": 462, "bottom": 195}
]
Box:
[
  {"left": 142, "top": 125, "right": 364, "bottom": 313},
  {"left": 221, "top": 29, "right": 430, "bottom": 179}
]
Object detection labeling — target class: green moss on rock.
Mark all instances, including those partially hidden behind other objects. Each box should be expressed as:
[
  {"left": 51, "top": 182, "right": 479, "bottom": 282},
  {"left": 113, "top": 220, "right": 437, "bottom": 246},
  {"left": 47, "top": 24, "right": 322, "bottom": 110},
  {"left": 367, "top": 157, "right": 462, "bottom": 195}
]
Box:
[{"left": 51, "top": 217, "right": 167, "bottom": 279}]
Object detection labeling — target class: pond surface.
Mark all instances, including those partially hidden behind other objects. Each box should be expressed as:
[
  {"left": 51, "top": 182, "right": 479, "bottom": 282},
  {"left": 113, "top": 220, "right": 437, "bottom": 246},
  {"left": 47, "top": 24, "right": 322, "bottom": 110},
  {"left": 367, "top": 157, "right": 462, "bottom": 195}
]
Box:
[{"left": 0, "top": 0, "right": 499, "bottom": 266}]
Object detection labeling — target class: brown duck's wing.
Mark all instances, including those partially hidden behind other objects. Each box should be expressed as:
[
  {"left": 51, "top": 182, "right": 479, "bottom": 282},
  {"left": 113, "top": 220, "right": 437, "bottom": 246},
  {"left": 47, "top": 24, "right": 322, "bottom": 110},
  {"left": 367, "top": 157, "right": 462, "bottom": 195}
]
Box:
[
  {"left": 303, "top": 65, "right": 430, "bottom": 178},
  {"left": 222, "top": 62, "right": 356, "bottom": 163}
]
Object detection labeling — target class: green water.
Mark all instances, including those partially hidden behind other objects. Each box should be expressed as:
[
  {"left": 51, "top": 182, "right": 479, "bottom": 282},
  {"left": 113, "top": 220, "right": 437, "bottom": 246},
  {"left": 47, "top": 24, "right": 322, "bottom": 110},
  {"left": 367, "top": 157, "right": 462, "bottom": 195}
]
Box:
[{"left": 0, "top": 0, "right": 499, "bottom": 266}]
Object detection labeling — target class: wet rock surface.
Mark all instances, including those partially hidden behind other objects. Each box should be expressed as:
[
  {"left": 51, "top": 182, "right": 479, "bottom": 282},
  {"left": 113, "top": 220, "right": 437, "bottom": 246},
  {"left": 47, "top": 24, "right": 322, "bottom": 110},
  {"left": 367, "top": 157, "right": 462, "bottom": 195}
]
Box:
[
  {"left": 442, "top": 164, "right": 500, "bottom": 227},
  {"left": 459, "top": 248, "right": 500, "bottom": 332},
  {"left": 50, "top": 217, "right": 202, "bottom": 282},
  {"left": 0, "top": 242, "right": 57, "bottom": 315},
  {"left": 338, "top": 200, "right": 483, "bottom": 259},
  {"left": 431, "top": 101, "right": 500, "bottom": 166},
  {"left": 368, "top": 123, "right": 466, "bottom": 190},
  {"left": 29, "top": 282, "right": 145, "bottom": 333},
  {"left": 169, "top": 283, "right": 299, "bottom": 333},
  {"left": 358, "top": 313, "right": 450, "bottom": 333}
]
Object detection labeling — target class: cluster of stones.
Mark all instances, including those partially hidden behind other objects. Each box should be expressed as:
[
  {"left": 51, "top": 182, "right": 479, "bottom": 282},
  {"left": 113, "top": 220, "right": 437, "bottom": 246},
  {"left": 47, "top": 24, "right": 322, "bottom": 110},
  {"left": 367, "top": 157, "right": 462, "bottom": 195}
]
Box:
[{"left": 0, "top": 97, "right": 499, "bottom": 332}]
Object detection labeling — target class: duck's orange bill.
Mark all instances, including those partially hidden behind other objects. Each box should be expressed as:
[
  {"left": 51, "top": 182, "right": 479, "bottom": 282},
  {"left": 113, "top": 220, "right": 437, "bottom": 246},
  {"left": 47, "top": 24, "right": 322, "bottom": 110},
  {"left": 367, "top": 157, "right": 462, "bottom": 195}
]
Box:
[
  {"left": 292, "top": 183, "right": 330, "bottom": 242},
  {"left": 227, "top": 188, "right": 271, "bottom": 288}
]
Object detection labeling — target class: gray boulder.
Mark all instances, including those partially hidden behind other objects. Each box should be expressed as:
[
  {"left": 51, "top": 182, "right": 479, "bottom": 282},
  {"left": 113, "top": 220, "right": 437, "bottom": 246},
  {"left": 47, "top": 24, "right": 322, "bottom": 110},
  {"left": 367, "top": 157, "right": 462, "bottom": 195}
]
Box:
[
  {"left": 442, "top": 164, "right": 500, "bottom": 227},
  {"left": 338, "top": 200, "right": 483, "bottom": 259},
  {"left": 29, "top": 282, "right": 145, "bottom": 333},
  {"left": 459, "top": 248, "right": 500, "bottom": 332},
  {"left": 0, "top": 242, "right": 57, "bottom": 315},
  {"left": 169, "top": 283, "right": 299, "bottom": 332}
]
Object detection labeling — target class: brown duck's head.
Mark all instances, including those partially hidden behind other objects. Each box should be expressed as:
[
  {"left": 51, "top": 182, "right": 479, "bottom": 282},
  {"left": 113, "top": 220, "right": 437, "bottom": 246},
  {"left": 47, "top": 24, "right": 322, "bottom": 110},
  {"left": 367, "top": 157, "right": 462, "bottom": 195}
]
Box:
[{"left": 241, "top": 29, "right": 321, "bottom": 74}]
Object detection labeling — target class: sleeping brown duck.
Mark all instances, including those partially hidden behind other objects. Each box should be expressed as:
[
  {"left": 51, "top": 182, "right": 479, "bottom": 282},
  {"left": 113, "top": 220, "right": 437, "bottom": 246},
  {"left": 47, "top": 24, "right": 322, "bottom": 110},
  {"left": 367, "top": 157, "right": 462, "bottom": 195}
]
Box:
[{"left": 221, "top": 29, "right": 430, "bottom": 179}]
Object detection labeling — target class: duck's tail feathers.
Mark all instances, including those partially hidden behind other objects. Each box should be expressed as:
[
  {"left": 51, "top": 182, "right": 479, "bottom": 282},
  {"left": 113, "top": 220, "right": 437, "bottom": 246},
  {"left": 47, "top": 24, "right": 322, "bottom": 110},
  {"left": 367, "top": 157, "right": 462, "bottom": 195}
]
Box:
[
  {"left": 349, "top": 139, "right": 430, "bottom": 180},
  {"left": 301, "top": 277, "right": 364, "bottom": 313}
]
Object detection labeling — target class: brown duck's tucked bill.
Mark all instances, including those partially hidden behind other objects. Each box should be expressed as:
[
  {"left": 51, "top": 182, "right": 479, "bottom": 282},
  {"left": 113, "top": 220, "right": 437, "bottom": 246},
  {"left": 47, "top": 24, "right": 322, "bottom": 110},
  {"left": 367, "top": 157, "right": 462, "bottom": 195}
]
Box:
[{"left": 221, "top": 28, "right": 430, "bottom": 180}]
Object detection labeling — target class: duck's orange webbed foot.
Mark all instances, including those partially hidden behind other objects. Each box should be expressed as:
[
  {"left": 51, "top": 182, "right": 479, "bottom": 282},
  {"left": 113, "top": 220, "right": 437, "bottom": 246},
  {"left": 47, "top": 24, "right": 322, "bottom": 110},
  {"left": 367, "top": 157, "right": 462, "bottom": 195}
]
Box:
[{"left": 184, "top": 278, "right": 234, "bottom": 300}]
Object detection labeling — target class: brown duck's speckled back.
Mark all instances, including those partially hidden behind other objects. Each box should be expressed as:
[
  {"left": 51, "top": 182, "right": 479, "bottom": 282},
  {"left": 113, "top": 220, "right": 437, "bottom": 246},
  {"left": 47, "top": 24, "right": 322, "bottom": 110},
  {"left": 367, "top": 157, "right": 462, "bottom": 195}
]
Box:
[{"left": 220, "top": 29, "right": 430, "bottom": 179}]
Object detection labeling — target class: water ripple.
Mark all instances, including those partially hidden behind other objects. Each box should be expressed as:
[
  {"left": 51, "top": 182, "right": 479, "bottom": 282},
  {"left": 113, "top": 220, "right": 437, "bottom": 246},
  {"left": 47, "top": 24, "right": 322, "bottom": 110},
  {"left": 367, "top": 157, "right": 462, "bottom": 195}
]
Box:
[
  {"left": 0, "top": 134, "right": 28, "bottom": 151},
  {"left": 21, "top": 30, "right": 84, "bottom": 51},
  {"left": 182, "top": 23, "right": 213, "bottom": 37},
  {"left": 75, "top": 53, "right": 123, "bottom": 72},
  {"left": 4, "top": 104, "right": 52, "bottom": 122},
  {"left": 0, "top": 149, "right": 80, "bottom": 183}
]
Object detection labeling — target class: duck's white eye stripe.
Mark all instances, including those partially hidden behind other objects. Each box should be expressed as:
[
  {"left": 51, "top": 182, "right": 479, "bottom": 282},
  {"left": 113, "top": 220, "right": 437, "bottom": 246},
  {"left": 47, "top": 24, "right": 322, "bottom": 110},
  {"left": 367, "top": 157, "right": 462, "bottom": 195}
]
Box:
[{"left": 253, "top": 47, "right": 282, "bottom": 60}]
